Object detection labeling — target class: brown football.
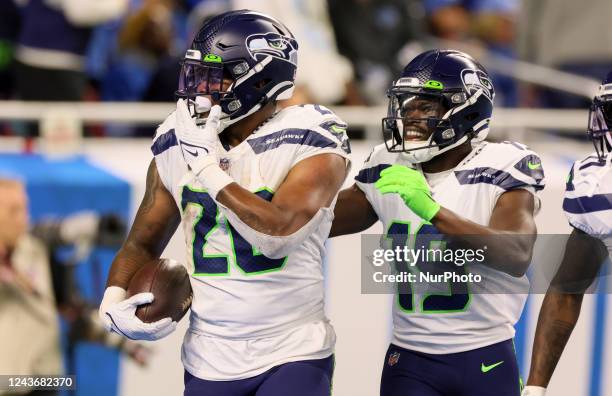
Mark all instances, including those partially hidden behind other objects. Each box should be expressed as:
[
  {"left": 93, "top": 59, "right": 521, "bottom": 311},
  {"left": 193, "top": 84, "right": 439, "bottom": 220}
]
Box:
[{"left": 126, "top": 258, "right": 193, "bottom": 323}]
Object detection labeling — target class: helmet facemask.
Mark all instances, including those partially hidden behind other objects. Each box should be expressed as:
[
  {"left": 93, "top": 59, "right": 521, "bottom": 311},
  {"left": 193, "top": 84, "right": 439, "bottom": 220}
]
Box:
[
  {"left": 175, "top": 51, "right": 243, "bottom": 131},
  {"left": 382, "top": 80, "right": 477, "bottom": 163},
  {"left": 588, "top": 84, "right": 612, "bottom": 162}
]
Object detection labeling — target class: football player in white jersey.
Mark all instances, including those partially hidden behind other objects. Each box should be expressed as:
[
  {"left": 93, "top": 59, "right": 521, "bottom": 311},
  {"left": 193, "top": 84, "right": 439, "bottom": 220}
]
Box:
[
  {"left": 522, "top": 72, "right": 612, "bottom": 396},
  {"left": 98, "top": 10, "right": 351, "bottom": 395},
  {"left": 331, "top": 49, "right": 545, "bottom": 395}
]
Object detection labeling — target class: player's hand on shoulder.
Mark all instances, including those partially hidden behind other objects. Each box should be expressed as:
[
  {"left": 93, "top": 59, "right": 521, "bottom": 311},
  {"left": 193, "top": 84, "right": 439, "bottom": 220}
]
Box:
[
  {"left": 374, "top": 165, "right": 441, "bottom": 222},
  {"left": 175, "top": 98, "right": 222, "bottom": 175},
  {"left": 99, "top": 286, "right": 176, "bottom": 341}
]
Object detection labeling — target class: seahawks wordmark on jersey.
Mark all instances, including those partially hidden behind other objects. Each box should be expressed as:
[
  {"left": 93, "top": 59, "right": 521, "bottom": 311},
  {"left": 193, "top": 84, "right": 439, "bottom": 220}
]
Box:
[
  {"left": 564, "top": 153, "right": 612, "bottom": 253},
  {"left": 151, "top": 104, "right": 350, "bottom": 380},
  {"left": 356, "top": 141, "right": 545, "bottom": 354}
]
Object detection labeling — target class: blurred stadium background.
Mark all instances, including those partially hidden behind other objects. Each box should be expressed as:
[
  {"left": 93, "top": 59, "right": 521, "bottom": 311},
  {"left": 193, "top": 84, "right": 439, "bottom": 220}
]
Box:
[{"left": 0, "top": 0, "right": 610, "bottom": 395}]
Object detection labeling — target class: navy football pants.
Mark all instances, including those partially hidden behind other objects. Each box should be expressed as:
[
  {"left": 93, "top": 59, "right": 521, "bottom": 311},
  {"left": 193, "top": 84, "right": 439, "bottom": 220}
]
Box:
[
  {"left": 380, "top": 340, "right": 522, "bottom": 396},
  {"left": 184, "top": 355, "right": 334, "bottom": 396}
]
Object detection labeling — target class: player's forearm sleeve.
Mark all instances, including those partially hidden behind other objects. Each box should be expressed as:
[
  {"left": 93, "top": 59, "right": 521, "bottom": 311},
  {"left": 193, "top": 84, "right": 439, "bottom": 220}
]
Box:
[{"left": 218, "top": 204, "right": 333, "bottom": 259}]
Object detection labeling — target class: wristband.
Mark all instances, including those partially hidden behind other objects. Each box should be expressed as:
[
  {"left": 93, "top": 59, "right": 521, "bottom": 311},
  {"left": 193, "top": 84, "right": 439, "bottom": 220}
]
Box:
[
  {"left": 521, "top": 386, "right": 546, "bottom": 396},
  {"left": 191, "top": 156, "right": 234, "bottom": 199}
]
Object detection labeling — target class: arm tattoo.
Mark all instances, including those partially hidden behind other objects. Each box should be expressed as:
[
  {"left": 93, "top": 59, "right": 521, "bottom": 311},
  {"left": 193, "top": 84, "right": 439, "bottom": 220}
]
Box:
[{"left": 105, "top": 159, "right": 180, "bottom": 288}]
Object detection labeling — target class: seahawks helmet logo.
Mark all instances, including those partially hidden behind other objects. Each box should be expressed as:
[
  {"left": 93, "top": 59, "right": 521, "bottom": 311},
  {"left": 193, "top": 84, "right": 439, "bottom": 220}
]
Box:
[
  {"left": 461, "top": 69, "right": 494, "bottom": 102},
  {"left": 246, "top": 32, "right": 298, "bottom": 66}
]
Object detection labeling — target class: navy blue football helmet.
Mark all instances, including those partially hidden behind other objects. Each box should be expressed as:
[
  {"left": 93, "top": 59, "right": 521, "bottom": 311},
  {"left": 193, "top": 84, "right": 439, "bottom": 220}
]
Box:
[
  {"left": 176, "top": 10, "right": 298, "bottom": 130},
  {"left": 588, "top": 71, "right": 612, "bottom": 162},
  {"left": 383, "top": 49, "right": 495, "bottom": 163}
]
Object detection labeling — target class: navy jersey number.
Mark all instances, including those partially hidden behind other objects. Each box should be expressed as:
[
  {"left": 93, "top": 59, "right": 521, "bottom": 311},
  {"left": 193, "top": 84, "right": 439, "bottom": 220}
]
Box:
[
  {"left": 386, "top": 222, "right": 471, "bottom": 313},
  {"left": 181, "top": 186, "right": 287, "bottom": 276}
]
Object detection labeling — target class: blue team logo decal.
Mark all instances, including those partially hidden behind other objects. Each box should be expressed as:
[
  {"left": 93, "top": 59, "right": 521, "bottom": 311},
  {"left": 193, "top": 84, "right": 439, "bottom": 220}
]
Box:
[
  {"left": 246, "top": 32, "right": 298, "bottom": 65},
  {"left": 388, "top": 351, "right": 400, "bottom": 366},
  {"left": 461, "top": 69, "right": 494, "bottom": 102}
]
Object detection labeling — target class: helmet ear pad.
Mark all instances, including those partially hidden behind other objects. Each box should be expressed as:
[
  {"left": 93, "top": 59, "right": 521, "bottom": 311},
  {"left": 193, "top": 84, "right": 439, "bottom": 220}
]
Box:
[
  {"left": 443, "top": 89, "right": 492, "bottom": 142},
  {"left": 221, "top": 55, "right": 296, "bottom": 118}
]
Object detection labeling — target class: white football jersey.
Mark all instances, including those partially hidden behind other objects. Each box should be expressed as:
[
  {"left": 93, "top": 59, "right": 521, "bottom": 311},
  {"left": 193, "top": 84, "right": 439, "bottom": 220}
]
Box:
[
  {"left": 151, "top": 104, "right": 351, "bottom": 380},
  {"left": 564, "top": 153, "right": 612, "bottom": 252},
  {"left": 356, "top": 141, "right": 545, "bottom": 354}
]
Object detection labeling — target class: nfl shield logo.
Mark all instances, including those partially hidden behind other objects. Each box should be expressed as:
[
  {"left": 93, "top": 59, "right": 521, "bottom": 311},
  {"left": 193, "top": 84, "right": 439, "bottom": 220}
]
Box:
[
  {"left": 388, "top": 351, "right": 400, "bottom": 366},
  {"left": 219, "top": 158, "right": 231, "bottom": 172}
]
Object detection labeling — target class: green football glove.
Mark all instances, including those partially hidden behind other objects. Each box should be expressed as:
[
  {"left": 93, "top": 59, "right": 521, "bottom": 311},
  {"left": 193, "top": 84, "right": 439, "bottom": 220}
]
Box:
[{"left": 375, "top": 165, "right": 441, "bottom": 222}]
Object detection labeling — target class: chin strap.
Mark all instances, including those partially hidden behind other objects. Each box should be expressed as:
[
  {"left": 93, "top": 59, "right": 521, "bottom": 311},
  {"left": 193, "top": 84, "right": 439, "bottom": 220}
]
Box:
[
  {"left": 218, "top": 103, "right": 264, "bottom": 132},
  {"left": 401, "top": 134, "right": 470, "bottom": 164}
]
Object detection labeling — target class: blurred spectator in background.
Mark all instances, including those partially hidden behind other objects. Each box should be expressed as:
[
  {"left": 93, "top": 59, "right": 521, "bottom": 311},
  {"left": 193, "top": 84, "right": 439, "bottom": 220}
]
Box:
[
  {"left": 425, "top": 0, "right": 517, "bottom": 47},
  {"left": 31, "top": 211, "right": 152, "bottom": 372},
  {"left": 90, "top": 0, "right": 190, "bottom": 136},
  {"left": 13, "top": 0, "right": 128, "bottom": 104},
  {"left": 0, "top": 177, "right": 150, "bottom": 395},
  {"left": 424, "top": 0, "right": 519, "bottom": 106},
  {"left": 0, "top": 177, "right": 62, "bottom": 396},
  {"left": 100, "top": 0, "right": 180, "bottom": 102},
  {"left": 235, "top": 0, "right": 362, "bottom": 106},
  {"left": 328, "top": 0, "right": 425, "bottom": 105},
  {"left": 518, "top": 0, "right": 612, "bottom": 109},
  {"left": 140, "top": 0, "right": 227, "bottom": 104},
  {"left": 0, "top": 0, "right": 21, "bottom": 100}
]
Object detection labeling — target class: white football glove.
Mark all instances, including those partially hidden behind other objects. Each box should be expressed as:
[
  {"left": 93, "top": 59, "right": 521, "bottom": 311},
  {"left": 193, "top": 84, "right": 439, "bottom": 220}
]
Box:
[
  {"left": 175, "top": 98, "right": 221, "bottom": 174},
  {"left": 174, "top": 98, "right": 234, "bottom": 199},
  {"left": 521, "top": 386, "right": 546, "bottom": 396},
  {"left": 99, "top": 286, "right": 176, "bottom": 341}
]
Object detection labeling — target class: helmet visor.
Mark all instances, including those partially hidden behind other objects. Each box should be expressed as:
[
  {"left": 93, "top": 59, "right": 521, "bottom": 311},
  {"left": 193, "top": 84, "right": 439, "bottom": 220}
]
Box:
[
  {"left": 177, "top": 61, "right": 229, "bottom": 97},
  {"left": 396, "top": 93, "right": 446, "bottom": 120}
]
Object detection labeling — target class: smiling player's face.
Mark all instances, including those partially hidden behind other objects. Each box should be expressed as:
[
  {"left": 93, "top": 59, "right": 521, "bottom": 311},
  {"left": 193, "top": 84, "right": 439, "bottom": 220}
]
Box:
[{"left": 399, "top": 95, "right": 447, "bottom": 141}]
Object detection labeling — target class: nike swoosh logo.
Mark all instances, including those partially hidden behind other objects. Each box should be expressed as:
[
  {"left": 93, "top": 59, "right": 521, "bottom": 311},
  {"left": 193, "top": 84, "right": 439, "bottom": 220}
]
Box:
[
  {"left": 184, "top": 148, "right": 199, "bottom": 157},
  {"left": 481, "top": 361, "right": 504, "bottom": 373},
  {"left": 527, "top": 161, "right": 541, "bottom": 170},
  {"left": 106, "top": 313, "right": 136, "bottom": 341},
  {"left": 180, "top": 141, "right": 208, "bottom": 158}
]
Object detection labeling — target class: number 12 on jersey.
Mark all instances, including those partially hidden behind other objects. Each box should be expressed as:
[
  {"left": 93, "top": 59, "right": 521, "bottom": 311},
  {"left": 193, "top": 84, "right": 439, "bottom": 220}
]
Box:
[
  {"left": 181, "top": 186, "right": 287, "bottom": 276},
  {"left": 385, "top": 222, "right": 471, "bottom": 313}
]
